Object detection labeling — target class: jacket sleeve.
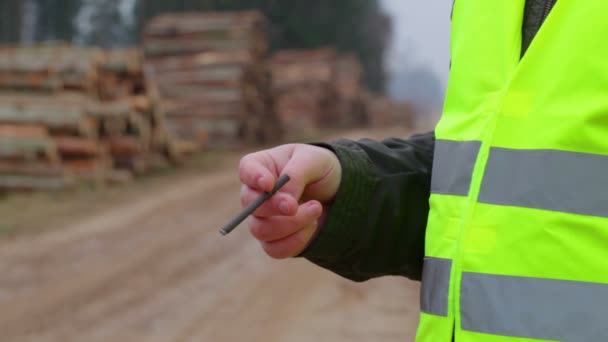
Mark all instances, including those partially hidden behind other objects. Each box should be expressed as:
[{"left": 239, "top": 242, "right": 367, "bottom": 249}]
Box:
[{"left": 299, "top": 131, "right": 435, "bottom": 282}]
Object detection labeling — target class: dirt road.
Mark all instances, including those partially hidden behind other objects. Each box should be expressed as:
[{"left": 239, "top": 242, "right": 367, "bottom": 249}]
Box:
[{"left": 0, "top": 128, "right": 420, "bottom": 341}]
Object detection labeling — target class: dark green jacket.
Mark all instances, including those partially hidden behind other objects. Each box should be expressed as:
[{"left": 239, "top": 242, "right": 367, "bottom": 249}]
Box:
[{"left": 300, "top": 0, "right": 556, "bottom": 282}]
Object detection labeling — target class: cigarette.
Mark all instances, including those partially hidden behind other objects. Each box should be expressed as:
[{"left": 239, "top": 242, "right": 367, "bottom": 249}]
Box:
[{"left": 220, "top": 174, "right": 291, "bottom": 236}]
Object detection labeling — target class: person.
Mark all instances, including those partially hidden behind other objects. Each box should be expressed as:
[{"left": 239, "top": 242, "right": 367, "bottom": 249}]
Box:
[{"left": 238, "top": 0, "right": 608, "bottom": 340}]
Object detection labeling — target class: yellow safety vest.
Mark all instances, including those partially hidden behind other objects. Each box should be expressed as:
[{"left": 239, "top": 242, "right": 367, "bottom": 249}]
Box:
[{"left": 417, "top": 1, "right": 608, "bottom": 341}]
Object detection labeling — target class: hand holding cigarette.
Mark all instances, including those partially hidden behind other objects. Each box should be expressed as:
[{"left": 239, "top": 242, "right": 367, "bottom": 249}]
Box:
[{"left": 232, "top": 144, "right": 342, "bottom": 258}]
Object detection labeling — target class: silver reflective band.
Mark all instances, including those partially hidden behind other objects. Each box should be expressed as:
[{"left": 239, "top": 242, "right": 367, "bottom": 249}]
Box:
[
  {"left": 461, "top": 272, "right": 608, "bottom": 341},
  {"left": 479, "top": 148, "right": 608, "bottom": 217},
  {"left": 431, "top": 140, "right": 481, "bottom": 196},
  {"left": 420, "top": 257, "right": 452, "bottom": 316}
]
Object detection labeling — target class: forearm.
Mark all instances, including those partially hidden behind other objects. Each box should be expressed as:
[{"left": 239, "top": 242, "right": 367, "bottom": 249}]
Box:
[{"left": 300, "top": 132, "right": 434, "bottom": 282}]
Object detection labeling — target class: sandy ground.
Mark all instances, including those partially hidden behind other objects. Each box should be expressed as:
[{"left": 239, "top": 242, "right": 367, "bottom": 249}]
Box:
[{"left": 0, "top": 128, "right": 421, "bottom": 341}]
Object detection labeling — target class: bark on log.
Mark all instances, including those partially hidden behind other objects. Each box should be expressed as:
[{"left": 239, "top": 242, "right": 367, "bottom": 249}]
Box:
[
  {"left": 53, "top": 136, "right": 101, "bottom": 157},
  {"left": 105, "top": 136, "right": 143, "bottom": 157}
]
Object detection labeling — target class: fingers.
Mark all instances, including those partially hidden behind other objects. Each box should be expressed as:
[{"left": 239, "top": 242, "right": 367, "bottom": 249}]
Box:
[
  {"left": 260, "top": 223, "right": 318, "bottom": 259},
  {"left": 238, "top": 144, "right": 319, "bottom": 217},
  {"left": 250, "top": 201, "right": 323, "bottom": 259},
  {"left": 239, "top": 144, "right": 340, "bottom": 227},
  {"left": 239, "top": 151, "right": 278, "bottom": 192},
  {"left": 279, "top": 145, "right": 341, "bottom": 203},
  {"left": 240, "top": 184, "right": 298, "bottom": 217},
  {"left": 248, "top": 201, "right": 322, "bottom": 242}
]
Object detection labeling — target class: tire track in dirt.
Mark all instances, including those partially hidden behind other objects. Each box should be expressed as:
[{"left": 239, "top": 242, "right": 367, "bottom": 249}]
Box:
[
  {"left": 0, "top": 172, "right": 240, "bottom": 340},
  {"left": 0, "top": 171, "right": 238, "bottom": 296}
]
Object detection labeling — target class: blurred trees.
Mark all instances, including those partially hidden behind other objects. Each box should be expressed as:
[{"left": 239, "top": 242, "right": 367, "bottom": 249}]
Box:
[
  {"left": 0, "top": 0, "right": 391, "bottom": 91},
  {"left": 0, "top": 1, "right": 22, "bottom": 43},
  {"left": 0, "top": 0, "right": 80, "bottom": 43},
  {"left": 36, "top": 0, "right": 81, "bottom": 42}
]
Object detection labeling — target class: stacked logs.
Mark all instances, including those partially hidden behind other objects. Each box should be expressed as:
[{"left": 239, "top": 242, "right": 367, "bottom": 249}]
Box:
[
  {"left": 270, "top": 48, "right": 340, "bottom": 137},
  {"left": 0, "top": 44, "right": 102, "bottom": 95},
  {"left": 335, "top": 54, "right": 368, "bottom": 127},
  {"left": 0, "top": 93, "right": 125, "bottom": 188},
  {"left": 0, "top": 122, "right": 72, "bottom": 190},
  {"left": 98, "top": 48, "right": 144, "bottom": 100},
  {"left": 0, "top": 45, "right": 177, "bottom": 191},
  {"left": 0, "top": 96, "right": 111, "bottom": 189},
  {"left": 97, "top": 49, "right": 183, "bottom": 171},
  {"left": 143, "top": 11, "right": 281, "bottom": 149},
  {"left": 364, "top": 93, "right": 415, "bottom": 128}
]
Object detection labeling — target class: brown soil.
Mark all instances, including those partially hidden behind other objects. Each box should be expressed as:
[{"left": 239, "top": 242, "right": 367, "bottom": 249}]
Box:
[{"left": 0, "top": 127, "right": 420, "bottom": 341}]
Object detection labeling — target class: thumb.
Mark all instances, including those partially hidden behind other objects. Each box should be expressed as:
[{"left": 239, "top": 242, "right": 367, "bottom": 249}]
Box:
[{"left": 275, "top": 144, "right": 341, "bottom": 204}]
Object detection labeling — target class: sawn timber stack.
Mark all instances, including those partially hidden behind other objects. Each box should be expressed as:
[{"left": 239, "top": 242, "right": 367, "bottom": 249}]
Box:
[
  {"left": 0, "top": 45, "right": 180, "bottom": 191},
  {"left": 143, "top": 11, "right": 281, "bottom": 149},
  {"left": 335, "top": 54, "right": 368, "bottom": 127},
  {"left": 270, "top": 48, "right": 341, "bottom": 138},
  {"left": 363, "top": 92, "right": 415, "bottom": 129}
]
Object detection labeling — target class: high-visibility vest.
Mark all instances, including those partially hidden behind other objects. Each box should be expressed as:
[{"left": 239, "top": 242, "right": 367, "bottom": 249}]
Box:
[{"left": 417, "top": 1, "right": 608, "bottom": 341}]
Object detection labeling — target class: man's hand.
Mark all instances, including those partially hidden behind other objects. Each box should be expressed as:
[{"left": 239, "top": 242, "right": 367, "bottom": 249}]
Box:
[{"left": 239, "top": 144, "right": 342, "bottom": 258}]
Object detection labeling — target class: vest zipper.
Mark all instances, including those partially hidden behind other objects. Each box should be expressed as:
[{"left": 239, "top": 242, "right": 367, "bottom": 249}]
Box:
[{"left": 541, "top": 0, "right": 557, "bottom": 24}]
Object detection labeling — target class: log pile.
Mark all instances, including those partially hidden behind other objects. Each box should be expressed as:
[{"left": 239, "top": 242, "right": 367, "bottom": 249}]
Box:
[
  {"left": 0, "top": 45, "right": 178, "bottom": 191},
  {"left": 0, "top": 123, "right": 73, "bottom": 190},
  {"left": 364, "top": 93, "right": 415, "bottom": 128},
  {"left": 0, "top": 45, "right": 102, "bottom": 95},
  {"left": 270, "top": 48, "right": 340, "bottom": 137},
  {"left": 0, "top": 93, "right": 108, "bottom": 189},
  {"left": 98, "top": 49, "right": 184, "bottom": 169},
  {"left": 98, "top": 48, "right": 144, "bottom": 101},
  {"left": 335, "top": 55, "right": 368, "bottom": 126},
  {"left": 143, "top": 11, "right": 281, "bottom": 149}
]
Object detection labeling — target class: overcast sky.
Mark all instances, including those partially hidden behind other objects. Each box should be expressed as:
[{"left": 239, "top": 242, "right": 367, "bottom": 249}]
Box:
[{"left": 381, "top": 0, "right": 452, "bottom": 87}]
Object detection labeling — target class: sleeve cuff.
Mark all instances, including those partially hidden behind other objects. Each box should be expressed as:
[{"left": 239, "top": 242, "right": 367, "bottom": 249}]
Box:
[{"left": 298, "top": 139, "right": 378, "bottom": 261}]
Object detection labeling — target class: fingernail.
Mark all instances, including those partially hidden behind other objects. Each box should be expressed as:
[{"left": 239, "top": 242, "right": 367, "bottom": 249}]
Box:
[
  {"left": 307, "top": 202, "right": 321, "bottom": 215},
  {"left": 279, "top": 201, "right": 290, "bottom": 214}
]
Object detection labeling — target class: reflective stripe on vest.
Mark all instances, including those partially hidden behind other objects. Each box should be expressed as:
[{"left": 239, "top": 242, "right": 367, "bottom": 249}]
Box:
[
  {"left": 417, "top": 0, "right": 608, "bottom": 341},
  {"left": 479, "top": 148, "right": 608, "bottom": 217},
  {"left": 420, "top": 257, "right": 452, "bottom": 316},
  {"left": 431, "top": 140, "right": 481, "bottom": 196},
  {"left": 432, "top": 145, "right": 608, "bottom": 217},
  {"left": 461, "top": 273, "right": 608, "bottom": 341}
]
